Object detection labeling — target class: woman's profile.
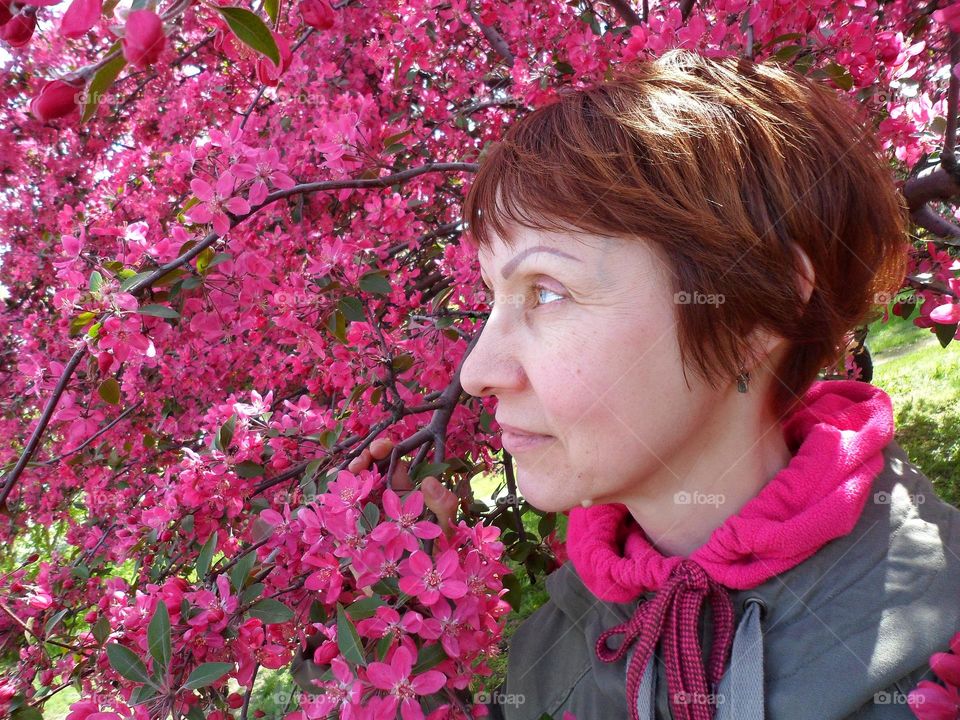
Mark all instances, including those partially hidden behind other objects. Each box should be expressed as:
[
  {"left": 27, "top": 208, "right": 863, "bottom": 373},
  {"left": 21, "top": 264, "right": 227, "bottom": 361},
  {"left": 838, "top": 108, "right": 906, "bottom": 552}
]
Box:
[
  {"left": 355, "top": 50, "right": 960, "bottom": 720},
  {"left": 354, "top": 49, "right": 960, "bottom": 720}
]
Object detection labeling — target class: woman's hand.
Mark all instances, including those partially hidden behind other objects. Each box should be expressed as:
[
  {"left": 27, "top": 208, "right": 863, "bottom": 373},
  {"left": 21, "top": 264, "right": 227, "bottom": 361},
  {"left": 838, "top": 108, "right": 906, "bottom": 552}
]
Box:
[{"left": 347, "top": 437, "right": 458, "bottom": 542}]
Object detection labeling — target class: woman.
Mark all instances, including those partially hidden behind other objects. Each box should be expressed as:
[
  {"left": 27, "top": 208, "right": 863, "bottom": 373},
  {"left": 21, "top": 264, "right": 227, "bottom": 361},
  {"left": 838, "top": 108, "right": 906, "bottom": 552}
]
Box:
[{"left": 352, "top": 50, "right": 960, "bottom": 719}]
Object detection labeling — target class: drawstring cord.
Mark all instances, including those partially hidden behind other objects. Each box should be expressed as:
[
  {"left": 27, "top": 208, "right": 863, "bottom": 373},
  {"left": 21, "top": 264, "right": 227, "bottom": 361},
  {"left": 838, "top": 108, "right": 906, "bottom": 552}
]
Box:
[{"left": 595, "top": 558, "right": 735, "bottom": 720}]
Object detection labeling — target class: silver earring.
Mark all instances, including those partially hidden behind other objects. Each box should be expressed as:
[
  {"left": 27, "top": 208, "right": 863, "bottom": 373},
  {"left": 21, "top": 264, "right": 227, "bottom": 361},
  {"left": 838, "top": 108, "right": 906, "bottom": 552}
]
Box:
[{"left": 737, "top": 368, "right": 750, "bottom": 393}]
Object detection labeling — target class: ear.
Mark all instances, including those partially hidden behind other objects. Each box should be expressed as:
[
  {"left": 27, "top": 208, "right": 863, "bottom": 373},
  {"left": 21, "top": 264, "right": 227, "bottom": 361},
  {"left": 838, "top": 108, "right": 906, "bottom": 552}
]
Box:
[
  {"left": 793, "top": 244, "right": 815, "bottom": 306},
  {"left": 742, "top": 244, "right": 816, "bottom": 372}
]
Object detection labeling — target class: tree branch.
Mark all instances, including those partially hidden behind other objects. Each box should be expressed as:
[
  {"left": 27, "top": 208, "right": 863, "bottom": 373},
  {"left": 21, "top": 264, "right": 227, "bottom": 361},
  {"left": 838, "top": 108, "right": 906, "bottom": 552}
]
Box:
[
  {"left": 606, "top": 0, "right": 642, "bottom": 26},
  {"left": 0, "top": 346, "right": 86, "bottom": 509},
  {"left": 469, "top": 9, "right": 515, "bottom": 67}
]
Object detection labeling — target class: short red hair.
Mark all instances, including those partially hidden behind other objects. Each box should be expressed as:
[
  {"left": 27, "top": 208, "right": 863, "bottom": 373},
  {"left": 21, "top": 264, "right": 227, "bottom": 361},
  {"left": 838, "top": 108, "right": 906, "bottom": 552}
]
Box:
[{"left": 463, "top": 49, "right": 909, "bottom": 419}]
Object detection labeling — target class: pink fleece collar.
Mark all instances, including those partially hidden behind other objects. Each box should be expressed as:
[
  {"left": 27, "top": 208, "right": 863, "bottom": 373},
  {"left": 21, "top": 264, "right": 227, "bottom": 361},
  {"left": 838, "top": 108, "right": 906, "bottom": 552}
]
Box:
[{"left": 567, "top": 379, "right": 895, "bottom": 603}]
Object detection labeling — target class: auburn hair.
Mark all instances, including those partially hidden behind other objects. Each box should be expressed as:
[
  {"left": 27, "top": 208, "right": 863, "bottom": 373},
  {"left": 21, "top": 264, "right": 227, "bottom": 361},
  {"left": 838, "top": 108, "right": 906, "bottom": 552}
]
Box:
[{"left": 462, "top": 49, "right": 909, "bottom": 420}]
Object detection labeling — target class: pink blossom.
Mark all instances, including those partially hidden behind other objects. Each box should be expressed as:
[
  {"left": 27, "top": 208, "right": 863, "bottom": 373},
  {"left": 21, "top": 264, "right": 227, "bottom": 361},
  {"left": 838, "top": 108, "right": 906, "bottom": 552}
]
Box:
[
  {"left": 370, "top": 488, "right": 443, "bottom": 552},
  {"left": 59, "top": 0, "right": 101, "bottom": 38},
  {"left": 365, "top": 645, "right": 446, "bottom": 720},
  {"left": 398, "top": 550, "right": 468, "bottom": 606},
  {"left": 122, "top": 10, "right": 166, "bottom": 69},
  {"left": 908, "top": 680, "right": 960, "bottom": 720},
  {"left": 187, "top": 173, "right": 250, "bottom": 235}
]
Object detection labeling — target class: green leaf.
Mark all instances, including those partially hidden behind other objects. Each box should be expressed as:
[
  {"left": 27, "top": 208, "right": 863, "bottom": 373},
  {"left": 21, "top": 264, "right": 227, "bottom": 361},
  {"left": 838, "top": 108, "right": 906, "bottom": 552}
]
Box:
[
  {"left": 98, "top": 378, "right": 121, "bottom": 405},
  {"left": 538, "top": 512, "right": 556, "bottom": 539},
  {"left": 137, "top": 304, "right": 180, "bottom": 319},
  {"left": 129, "top": 683, "right": 159, "bottom": 706},
  {"left": 185, "top": 707, "right": 206, "bottom": 720},
  {"left": 89, "top": 271, "right": 104, "bottom": 293},
  {"left": 336, "top": 603, "right": 365, "bottom": 665},
  {"left": 92, "top": 615, "right": 110, "bottom": 644},
  {"left": 44, "top": 608, "right": 69, "bottom": 636},
  {"left": 147, "top": 602, "right": 171, "bottom": 671},
  {"left": 362, "top": 502, "right": 380, "bottom": 528},
  {"left": 248, "top": 598, "right": 294, "bottom": 624},
  {"left": 81, "top": 41, "right": 126, "bottom": 123},
  {"left": 240, "top": 582, "right": 265, "bottom": 604},
  {"left": 230, "top": 551, "right": 257, "bottom": 593},
  {"left": 413, "top": 642, "right": 447, "bottom": 674},
  {"left": 214, "top": 415, "right": 236, "bottom": 452},
  {"left": 214, "top": 6, "right": 280, "bottom": 66},
  {"left": 208, "top": 252, "right": 233, "bottom": 269},
  {"left": 501, "top": 572, "right": 523, "bottom": 613},
  {"left": 823, "top": 61, "right": 854, "bottom": 91},
  {"left": 196, "top": 531, "right": 218, "bottom": 579},
  {"left": 106, "top": 643, "right": 151, "bottom": 684},
  {"left": 119, "top": 271, "right": 155, "bottom": 293},
  {"left": 182, "top": 661, "right": 234, "bottom": 689},
  {"left": 410, "top": 462, "right": 449, "bottom": 483},
  {"left": 345, "top": 595, "right": 386, "bottom": 621},
  {"left": 338, "top": 296, "right": 366, "bottom": 322},
  {"left": 263, "top": 0, "right": 279, "bottom": 24},
  {"left": 11, "top": 708, "right": 43, "bottom": 720},
  {"left": 934, "top": 321, "right": 957, "bottom": 348},
  {"left": 359, "top": 271, "right": 392, "bottom": 295},
  {"left": 234, "top": 460, "right": 265, "bottom": 478}
]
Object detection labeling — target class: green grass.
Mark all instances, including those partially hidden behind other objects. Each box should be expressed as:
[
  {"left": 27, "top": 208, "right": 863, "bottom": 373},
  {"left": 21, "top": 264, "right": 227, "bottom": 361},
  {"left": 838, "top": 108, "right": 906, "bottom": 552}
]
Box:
[{"left": 868, "top": 318, "right": 960, "bottom": 507}]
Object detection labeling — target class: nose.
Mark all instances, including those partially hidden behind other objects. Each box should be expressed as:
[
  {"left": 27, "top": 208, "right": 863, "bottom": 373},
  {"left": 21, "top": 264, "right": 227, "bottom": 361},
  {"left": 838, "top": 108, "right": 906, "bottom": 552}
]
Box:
[{"left": 459, "top": 311, "right": 526, "bottom": 399}]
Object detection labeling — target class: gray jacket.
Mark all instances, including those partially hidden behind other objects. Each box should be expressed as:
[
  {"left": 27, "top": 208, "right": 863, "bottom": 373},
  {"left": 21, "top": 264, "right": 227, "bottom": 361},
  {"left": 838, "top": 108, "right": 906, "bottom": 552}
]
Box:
[{"left": 487, "top": 439, "right": 960, "bottom": 719}]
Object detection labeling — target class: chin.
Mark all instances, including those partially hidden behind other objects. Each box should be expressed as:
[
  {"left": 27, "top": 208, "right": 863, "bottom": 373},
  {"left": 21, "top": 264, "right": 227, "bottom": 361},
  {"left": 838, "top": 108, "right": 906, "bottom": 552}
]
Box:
[{"left": 516, "top": 478, "right": 570, "bottom": 513}]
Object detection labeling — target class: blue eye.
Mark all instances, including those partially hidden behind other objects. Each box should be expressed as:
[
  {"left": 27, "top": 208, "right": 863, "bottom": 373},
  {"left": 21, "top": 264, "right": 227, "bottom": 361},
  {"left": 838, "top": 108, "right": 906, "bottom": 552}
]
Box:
[{"left": 534, "top": 285, "right": 563, "bottom": 307}]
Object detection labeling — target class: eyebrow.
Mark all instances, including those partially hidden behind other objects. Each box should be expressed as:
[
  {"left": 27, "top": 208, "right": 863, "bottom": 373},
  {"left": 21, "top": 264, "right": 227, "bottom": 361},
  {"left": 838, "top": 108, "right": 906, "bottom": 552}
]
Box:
[{"left": 481, "top": 245, "right": 582, "bottom": 283}]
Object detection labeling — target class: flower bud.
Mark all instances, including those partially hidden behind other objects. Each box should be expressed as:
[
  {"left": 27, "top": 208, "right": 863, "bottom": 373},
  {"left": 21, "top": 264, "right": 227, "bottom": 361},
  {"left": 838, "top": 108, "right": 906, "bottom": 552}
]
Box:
[
  {"left": 299, "top": 0, "right": 333, "bottom": 30},
  {"left": 121, "top": 9, "right": 166, "bottom": 69},
  {"left": 1, "top": 8, "right": 37, "bottom": 47},
  {"left": 29, "top": 79, "right": 83, "bottom": 121},
  {"left": 255, "top": 30, "right": 292, "bottom": 87}
]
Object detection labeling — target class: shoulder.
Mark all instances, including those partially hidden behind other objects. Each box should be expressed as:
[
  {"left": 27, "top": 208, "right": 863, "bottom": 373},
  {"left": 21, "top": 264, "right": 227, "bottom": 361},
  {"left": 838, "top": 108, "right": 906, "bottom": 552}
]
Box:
[{"left": 749, "top": 438, "right": 960, "bottom": 719}]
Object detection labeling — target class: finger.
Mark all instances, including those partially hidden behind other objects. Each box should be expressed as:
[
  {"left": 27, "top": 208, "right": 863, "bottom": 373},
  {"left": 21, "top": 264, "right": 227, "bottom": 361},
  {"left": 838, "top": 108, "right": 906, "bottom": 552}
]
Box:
[
  {"left": 392, "top": 460, "right": 414, "bottom": 491},
  {"left": 347, "top": 448, "right": 372, "bottom": 474},
  {"left": 422, "top": 476, "right": 458, "bottom": 541},
  {"left": 369, "top": 437, "right": 394, "bottom": 461}
]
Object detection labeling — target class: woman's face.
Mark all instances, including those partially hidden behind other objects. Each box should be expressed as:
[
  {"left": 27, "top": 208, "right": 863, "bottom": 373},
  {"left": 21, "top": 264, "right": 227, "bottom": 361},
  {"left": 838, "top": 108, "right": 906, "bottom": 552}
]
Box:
[{"left": 459, "top": 224, "right": 738, "bottom": 513}]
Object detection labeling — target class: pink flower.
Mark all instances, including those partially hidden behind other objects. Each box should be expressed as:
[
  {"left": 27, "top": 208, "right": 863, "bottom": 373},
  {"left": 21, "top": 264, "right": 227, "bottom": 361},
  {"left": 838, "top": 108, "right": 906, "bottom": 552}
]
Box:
[
  {"left": 60, "top": 0, "right": 102, "bottom": 39},
  {"left": 365, "top": 645, "right": 446, "bottom": 720},
  {"left": 187, "top": 173, "right": 250, "bottom": 235},
  {"left": 304, "top": 552, "right": 344, "bottom": 603},
  {"left": 370, "top": 489, "right": 443, "bottom": 552},
  {"left": 232, "top": 147, "right": 296, "bottom": 206},
  {"left": 1, "top": 8, "right": 37, "bottom": 47},
  {"left": 255, "top": 30, "right": 293, "bottom": 87},
  {"left": 299, "top": 0, "right": 334, "bottom": 29},
  {"left": 122, "top": 10, "right": 166, "bottom": 69},
  {"left": 353, "top": 539, "right": 404, "bottom": 588},
  {"left": 357, "top": 606, "right": 423, "bottom": 642},
  {"left": 932, "top": 651, "right": 960, "bottom": 688},
  {"left": 30, "top": 79, "right": 82, "bottom": 121},
  {"left": 934, "top": 3, "right": 960, "bottom": 32},
  {"left": 908, "top": 680, "right": 960, "bottom": 720},
  {"left": 398, "top": 550, "right": 468, "bottom": 606}
]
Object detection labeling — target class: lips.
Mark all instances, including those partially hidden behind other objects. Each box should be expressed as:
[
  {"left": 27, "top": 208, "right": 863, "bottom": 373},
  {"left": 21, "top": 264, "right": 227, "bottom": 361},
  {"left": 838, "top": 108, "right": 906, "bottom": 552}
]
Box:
[{"left": 497, "top": 421, "right": 550, "bottom": 438}]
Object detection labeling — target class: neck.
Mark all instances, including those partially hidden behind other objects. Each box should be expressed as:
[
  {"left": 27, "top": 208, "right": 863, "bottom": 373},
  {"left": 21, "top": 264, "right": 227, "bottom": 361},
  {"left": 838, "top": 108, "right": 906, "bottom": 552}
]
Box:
[{"left": 620, "top": 381, "right": 794, "bottom": 558}]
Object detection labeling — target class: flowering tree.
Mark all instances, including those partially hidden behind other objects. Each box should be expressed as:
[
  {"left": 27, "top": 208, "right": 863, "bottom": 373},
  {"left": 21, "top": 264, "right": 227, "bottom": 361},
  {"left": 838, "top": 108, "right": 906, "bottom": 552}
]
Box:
[{"left": 2, "top": 0, "right": 960, "bottom": 719}]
